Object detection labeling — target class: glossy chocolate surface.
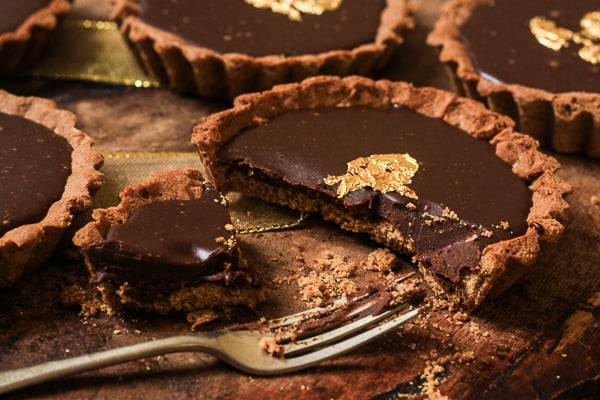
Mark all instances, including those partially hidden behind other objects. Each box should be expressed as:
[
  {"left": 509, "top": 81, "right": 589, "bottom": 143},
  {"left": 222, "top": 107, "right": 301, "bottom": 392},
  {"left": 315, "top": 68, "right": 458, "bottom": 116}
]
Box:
[
  {"left": 87, "top": 185, "right": 258, "bottom": 288},
  {"left": 0, "top": 0, "right": 51, "bottom": 33},
  {"left": 460, "top": 0, "right": 599, "bottom": 93},
  {"left": 220, "top": 106, "right": 532, "bottom": 282},
  {"left": 0, "top": 111, "right": 72, "bottom": 236},
  {"left": 138, "top": 0, "right": 386, "bottom": 57}
]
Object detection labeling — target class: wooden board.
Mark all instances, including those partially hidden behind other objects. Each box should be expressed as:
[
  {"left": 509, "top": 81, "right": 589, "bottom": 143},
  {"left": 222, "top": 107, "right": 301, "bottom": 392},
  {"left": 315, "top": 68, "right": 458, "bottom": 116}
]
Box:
[{"left": 1, "top": 1, "right": 598, "bottom": 399}]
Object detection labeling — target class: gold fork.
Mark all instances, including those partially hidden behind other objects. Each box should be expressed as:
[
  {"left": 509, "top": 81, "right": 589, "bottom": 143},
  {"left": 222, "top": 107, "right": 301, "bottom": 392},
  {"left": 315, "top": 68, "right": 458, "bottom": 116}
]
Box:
[{"left": 0, "top": 276, "right": 424, "bottom": 395}]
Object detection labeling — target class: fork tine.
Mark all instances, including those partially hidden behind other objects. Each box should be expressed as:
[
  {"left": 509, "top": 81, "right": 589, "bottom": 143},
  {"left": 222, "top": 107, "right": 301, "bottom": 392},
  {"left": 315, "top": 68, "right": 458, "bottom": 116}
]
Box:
[
  {"left": 253, "top": 307, "right": 422, "bottom": 375},
  {"left": 263, "top": 272, "right": 416, "bottom": 330},
  {"left": 282, "top": 303, "right": 413, "bottom": 357}
]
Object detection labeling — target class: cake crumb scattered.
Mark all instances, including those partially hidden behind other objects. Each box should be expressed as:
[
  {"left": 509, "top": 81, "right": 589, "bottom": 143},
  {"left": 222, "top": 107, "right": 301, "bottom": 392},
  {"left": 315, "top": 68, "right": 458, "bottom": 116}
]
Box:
[
  {"left": 260, "top": 336, "right": 284, "bottom": 356},
  {"left": 364, "top": 248, "right": 397, "bottom": 273},
  {"left": 591, "top": 195, "right": 599, "bottom": 206},
  {"left": 296, "top": 250, "right": 359, "bottom": 306},
  {"left": 224, "top": 223, "right": 235, "bottom": 231},
  {"left": 61, "top": 284, "right": 104, "bottom": 318},
  {"left": 442, "top": 207, "right": 459, "bottom": 220},
  {"left": 452, "top": 311, "right": 470, "bottom": 323},
  {"left": 187, "top": 310, "right": 219, "bottom": 330},
  {"left": 480, "top": 229, "right": 493, "bottom": 238}
]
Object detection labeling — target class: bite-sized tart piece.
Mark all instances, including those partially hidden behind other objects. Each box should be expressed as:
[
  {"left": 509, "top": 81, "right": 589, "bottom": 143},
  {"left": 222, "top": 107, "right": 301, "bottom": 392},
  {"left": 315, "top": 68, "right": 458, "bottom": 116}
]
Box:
[
  {"left": 427, "top": 0, "right": 600, "bottom": 158},
  {"left": 73, "top": 168, "right": 264, "bottom": 316},
  {"left": 0, "top": 89, "right": 103, "bottom": 288},
  {"left": 192, "top": 76, "right": 572, "bottom": 311},
  {"left": 0, "top": 0, "right": 72, "bottom": 74},
  {"left": 111, "top": 0, "right": 414, "bottom": 99}
]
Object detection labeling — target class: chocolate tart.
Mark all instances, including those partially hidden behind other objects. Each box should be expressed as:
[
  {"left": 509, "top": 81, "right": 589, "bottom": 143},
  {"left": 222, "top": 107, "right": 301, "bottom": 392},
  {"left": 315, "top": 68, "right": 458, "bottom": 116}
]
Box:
[
  {"left": 192, "top": 76, "right": 572, "bottom": 311},
  {"left": 0, "top": 89, "right": 103, "bottom": 288},
  {"left": 111, "top": 0, "right": 414, "bottom": 99},
  {"left": 0, "top": 0, "right": 71, "bottom": 74},
  {"left": 73, "top": 169, "right": 265, "bottom": 316},
  {"left": 427, "top": 0, "right": 600, "bottom": 158}
]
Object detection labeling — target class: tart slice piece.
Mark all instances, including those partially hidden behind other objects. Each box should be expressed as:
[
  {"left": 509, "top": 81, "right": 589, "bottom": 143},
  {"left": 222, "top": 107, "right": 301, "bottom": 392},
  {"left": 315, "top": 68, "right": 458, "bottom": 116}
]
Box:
[
  {"left": 74, "top": 168, "right": 264, "bottom": 316},
  {"left": 0, "top": 89, "right": 103, "bottom": 288},
  {"left": 0, "top": 0, "right": 72, "bottom": 74},
  {"left": 111, "top": 0, "right": 414, "bottom": 99},
  {"left": 192, "top": 76, "right": 572, "bottom": 310}
]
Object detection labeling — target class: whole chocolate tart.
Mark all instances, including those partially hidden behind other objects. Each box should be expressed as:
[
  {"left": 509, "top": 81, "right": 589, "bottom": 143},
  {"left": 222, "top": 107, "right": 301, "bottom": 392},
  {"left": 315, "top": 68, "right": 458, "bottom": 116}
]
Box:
[
  {"left": 111, "top": 0, "right": 414, "bottom": 99},
  {"left": 0, "top": 89, "right": 103, "bottom": 288},
  {"left": 0, "top": 0, "right": 71, "bottom": 74},
  {"left": 427, "top": 0, "right": 600, "bottom": 158},
  {"left": 192, "top": 76, "right": 572, "bottom": 311},
  {"left": 73, "top": 169, "right": 265, "bottom": 316}
]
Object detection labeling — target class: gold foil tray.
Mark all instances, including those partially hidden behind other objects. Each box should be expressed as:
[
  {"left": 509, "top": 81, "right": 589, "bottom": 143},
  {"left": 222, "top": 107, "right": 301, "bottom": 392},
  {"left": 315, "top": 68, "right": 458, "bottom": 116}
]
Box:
[
  {"left": 93, "top": 152, "right": 307, "bottom": 233},
  {"left": 25, "top": 19, "right": 158, "bottom": 87}
]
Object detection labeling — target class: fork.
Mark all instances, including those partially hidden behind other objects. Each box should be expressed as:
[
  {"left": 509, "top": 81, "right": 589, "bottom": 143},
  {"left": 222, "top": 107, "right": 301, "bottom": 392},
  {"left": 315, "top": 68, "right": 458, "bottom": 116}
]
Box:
[{"left": 0, "top": 280, "right": 423, "bottom": 395}]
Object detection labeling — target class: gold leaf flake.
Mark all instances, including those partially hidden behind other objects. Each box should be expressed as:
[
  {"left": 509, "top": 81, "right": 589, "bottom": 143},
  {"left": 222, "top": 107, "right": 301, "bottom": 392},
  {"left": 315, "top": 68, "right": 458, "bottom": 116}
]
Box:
[
  {"left": 529, "top": 11, "right": 600, "bottom": 64},
  {"left": 245, "top": 0, "right": 343, "bottom": 21},
  {"left": 581, "top": 11, "right": 600, "bottom": 39},
  {"left": 324, "top": 153, "right": 419, "bottom": 199},
  {"left": 529, "top": 16, "right": 573, "bottom": 51}
]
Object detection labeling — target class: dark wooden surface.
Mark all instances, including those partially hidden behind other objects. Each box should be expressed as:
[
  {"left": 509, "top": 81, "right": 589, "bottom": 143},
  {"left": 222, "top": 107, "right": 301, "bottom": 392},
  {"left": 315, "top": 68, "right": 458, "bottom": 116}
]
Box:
[{"left": 1, "top": 1, "right": 599, "bottom": 399}]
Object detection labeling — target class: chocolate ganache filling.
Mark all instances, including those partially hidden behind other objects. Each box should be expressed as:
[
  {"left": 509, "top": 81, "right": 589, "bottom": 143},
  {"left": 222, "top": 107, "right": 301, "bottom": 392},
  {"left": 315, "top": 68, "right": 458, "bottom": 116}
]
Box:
[
  {"left": 219, "top": 106, "right": 532, "bottom": 283},
  {"left": 0, "top": 111, "right": 72, "bottom": 236},
  {"left": 0, "top": 0, "right": 51, "bottom": 33},
  {"left": 86, "top": 184, "right": 259, "bottom": 293},
  {"left": 460, "top": 0, "right": 599, "bottom": 93},
  {"left": 138, "top": 0, "right": 386, "bottom": 57}
]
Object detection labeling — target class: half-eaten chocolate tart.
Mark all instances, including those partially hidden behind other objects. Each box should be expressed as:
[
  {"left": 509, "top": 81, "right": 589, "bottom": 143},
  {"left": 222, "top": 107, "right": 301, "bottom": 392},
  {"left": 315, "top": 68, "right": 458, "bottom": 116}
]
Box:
[
  {"left": 427, "top": 0, "right": 600, "bottom": 158},
  {"left": 192, "top": 76, "right": 572, "bottom": 311},
  {"left": 111, "top": 0, "right": 414, "bottom": 99},
  {"left": 0, "top": 0, "right": 72, "bottom": 74},
  {"left": 0, "top": 89, "right": 103, "bottom": 288},
  {"left": 73, "top": 168, "right": 265, "bottom": 316}
]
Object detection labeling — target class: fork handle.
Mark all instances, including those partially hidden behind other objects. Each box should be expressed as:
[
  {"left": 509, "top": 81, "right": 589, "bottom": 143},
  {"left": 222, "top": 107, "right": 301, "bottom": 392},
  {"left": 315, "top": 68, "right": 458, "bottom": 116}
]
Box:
[{"left": 0, "top": 335, "right": 219, "bottom": 396}]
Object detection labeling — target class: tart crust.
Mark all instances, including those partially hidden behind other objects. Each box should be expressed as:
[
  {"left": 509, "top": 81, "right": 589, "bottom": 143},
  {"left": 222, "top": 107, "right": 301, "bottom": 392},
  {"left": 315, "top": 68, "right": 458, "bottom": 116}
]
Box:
[
  {"left": 0, "top": 89, "right": 103, "bottom": 287},
  {"left": 192, "top": 75, "right": 572, "bottom": 310},
  {"left": 73, "top": 168, "right": 265, "bottom": 316},
  {"left": 0, "top": 0, "right": 72, "bottom": 74},
  {"left": 426, "top": 0, "right": 600, "bottom": 158},
  {"left": 111, "top": 0, "right": 415, "bottom": 99}
]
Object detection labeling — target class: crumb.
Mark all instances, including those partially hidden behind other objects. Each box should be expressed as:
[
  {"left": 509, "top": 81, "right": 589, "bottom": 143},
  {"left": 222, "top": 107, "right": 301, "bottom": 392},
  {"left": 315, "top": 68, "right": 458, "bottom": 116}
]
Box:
[
  {"left": 61, "top": 284, "right": 103, "bottom": 317},
  {"left": 417, "top": 350, "right": 476, "bottom": 399},
  {"left": 296, "top": 251, "right": 359, "bottom": 306},
  {"left": 364, "top": 248, "right": 397, "bottom": 273},
  {"left": 259, "top": 336, "right": 284, "bottom": 356},
  {"left": 480, "top": 229, "right": 493, "bottom": 238},
  {"left": 452, "top": 311, "right": 470, "bottom": 323},
  {"left": 215, "top": 236, "right": 225, "bottom": 244},
  {"left": 591, "top": 195, "right": 599, "bottom": 206},
  {"left": 187, "top": 310, "right": 219, "bottom": 330},
  {"left": 313, "top": 251, "right": 355, "bottom": 278},
  {"left": 61, "top": 284, "right": 88, "bottom": 306},
  {"left": 442, "top": 207, "right": 458, "bottom": 220},
  {"left": 422, "top": 212, "right": 445, "bottom": 224},
  {"left": 272, "top": 273, "right": 299, "bottom": 285}
]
